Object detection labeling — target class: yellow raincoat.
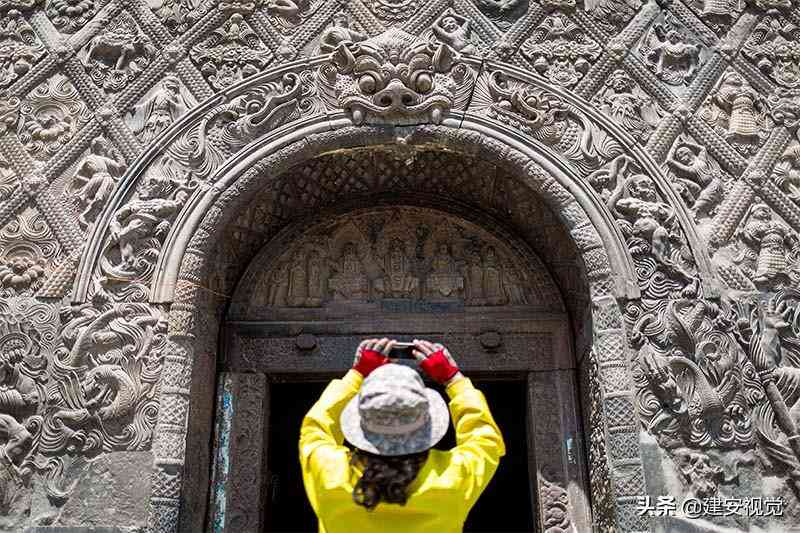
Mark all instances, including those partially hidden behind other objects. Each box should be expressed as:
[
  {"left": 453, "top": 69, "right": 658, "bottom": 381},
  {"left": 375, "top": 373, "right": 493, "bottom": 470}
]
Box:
[{"left": 299, "top": 369, "right": 505, "bottom": 533}]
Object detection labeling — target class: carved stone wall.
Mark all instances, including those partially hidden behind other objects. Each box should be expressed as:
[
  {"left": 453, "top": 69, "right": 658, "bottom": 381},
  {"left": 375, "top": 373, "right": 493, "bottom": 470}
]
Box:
[{"left": 0, "top": 0, "right": 799, "bottom": 531}]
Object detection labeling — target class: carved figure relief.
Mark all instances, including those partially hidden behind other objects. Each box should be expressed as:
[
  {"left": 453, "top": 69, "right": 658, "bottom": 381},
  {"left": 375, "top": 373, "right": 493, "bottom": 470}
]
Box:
[
  {"left": 17, "top": 74, "right": 91, "bottom": 162},
  {"left": 127, "top": 75, "right": 196, "bottom": 143},
  {"left": 190, "top": 13, "right": 273, "bottom": 90},
  {"left": 318, "top": 13, "right": 365, "bottom": 54},
  {"left": 80, "top": 12, "right": 156, "bottom": 92},
  {"left": 241, "top": 208, "right": 553, "bottom": 315},
  {"left": 640, "top": 16, "right": 702, "bottom": 86},
  {"left": 591, "top": 69, "right": 666, "bottom": 144},
  {"left": 519, "top": 12, "right": 602, "bottom": 88},
  {"left": 583, "top": 0, "right": 641, "bottom": 34},
  {"left": 318, "top": 29, "right": 466, "bottom": 125},
  {"left": 475, "top": 0, "right": 528, "bottom": 30},
  {"left": 0, "top": 8, "right": 44, "bottom": 89},
  {"left": 774, "top": 141, "right": 800, "bottom": 204},
  {"left": 732, "top": 203, "right": 799, "bottom": 289},
  {"left": 68, "top": 137, "right": 127, "bottom": 230},
  {"left": 430, "top": 10, "right": 476, "bottom": 54},
  {"left": 100, "top": 167, "right": 196, "bottom": 290},
  {"left": 741, "top": 14, "right": 800, "bottom": 89},
  {"left": 591, "top": 156, "right": 699, "bottom": 297},
  {"left": 700, "top": 70, "right": 770, "bottom": 156},
  {"left": 46, "top": 0, "right": 97, "bottom": 34},
  {"left": 664, "top": 136, "right": 728, "bottom": 222}
]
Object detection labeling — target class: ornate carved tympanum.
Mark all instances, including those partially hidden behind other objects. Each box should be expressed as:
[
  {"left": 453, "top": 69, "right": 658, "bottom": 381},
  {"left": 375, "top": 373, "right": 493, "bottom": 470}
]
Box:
[{"left": 235, "top": 207, "right": 563, "bottom": 318}]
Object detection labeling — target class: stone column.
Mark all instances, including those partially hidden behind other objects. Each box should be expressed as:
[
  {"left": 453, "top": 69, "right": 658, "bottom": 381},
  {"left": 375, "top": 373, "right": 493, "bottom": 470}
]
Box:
[
  {"left": 527, "top": 370, "right": 592, "bottom": 533},
  {"left": 208, "top": 373, "right": 269, "bottom": 533}
]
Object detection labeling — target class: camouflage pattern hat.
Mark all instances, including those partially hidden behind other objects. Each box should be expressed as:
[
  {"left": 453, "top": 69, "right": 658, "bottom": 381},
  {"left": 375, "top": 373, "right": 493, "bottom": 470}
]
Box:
[{"left": 341, "top": 363, "right": 450, "bottom": 456}]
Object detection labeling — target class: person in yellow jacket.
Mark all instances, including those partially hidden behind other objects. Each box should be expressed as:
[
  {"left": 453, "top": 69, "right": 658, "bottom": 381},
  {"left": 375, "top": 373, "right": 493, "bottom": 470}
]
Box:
[{"left": 299, "top": 337, "right": 505, "bottom": 533}]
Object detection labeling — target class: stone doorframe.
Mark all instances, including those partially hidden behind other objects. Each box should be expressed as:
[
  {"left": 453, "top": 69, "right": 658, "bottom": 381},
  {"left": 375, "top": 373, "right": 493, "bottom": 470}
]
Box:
[{"left": 64, "top": 43, "right": 719, "bottom": 533}]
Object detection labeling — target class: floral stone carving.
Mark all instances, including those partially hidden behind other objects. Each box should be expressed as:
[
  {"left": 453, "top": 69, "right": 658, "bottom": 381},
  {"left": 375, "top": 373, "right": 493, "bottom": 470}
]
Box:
[
  {"left": 151, "top": 0, "right": 213, "bottom": 35},
  {"left": 519, "top": 12, "right": 602, "bottom": 89},
  {"left": 17, "top": 73, "right": 91, "bottom": 162},
  {"left": 190, "top": 13, "right": 273, "bottom": 90},
  {"left": 80, "top": 12, "right": 156, "bottom": 92},
  {"left": 46, "top": 0, "right": 98, "bottom": 34},
  {"left": 0, "top": 207, "right": 61, "bottom": 296},
  {"left": 318, "top": 29, "right": 468, "bottom": 126}
]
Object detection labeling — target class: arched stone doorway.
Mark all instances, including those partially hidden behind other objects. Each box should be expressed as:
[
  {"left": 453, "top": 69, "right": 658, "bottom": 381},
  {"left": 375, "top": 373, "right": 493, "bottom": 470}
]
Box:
[
  {"left": 212, "top": 153, "right": 588, "bottom": 530},
  {"left": 62, "top": 35, "right": 715, "bottom": 533}
]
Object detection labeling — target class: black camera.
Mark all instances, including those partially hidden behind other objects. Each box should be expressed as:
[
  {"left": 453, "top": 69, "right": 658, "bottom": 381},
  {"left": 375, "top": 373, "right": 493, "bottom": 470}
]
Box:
[{"left": 389, "top": 342, "right": 416, "bottom": 359}]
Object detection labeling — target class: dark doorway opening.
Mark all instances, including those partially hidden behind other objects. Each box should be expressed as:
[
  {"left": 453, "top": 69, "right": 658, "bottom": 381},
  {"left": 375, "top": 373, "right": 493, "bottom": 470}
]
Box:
[{"left": 264, "top": 379, "right": 534, "bottom": 533}]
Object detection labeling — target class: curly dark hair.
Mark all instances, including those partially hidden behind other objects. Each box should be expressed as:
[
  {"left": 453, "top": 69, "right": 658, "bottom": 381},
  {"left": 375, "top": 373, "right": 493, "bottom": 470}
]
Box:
[{"left": 351, "top": 449, "right": 429, "bottom": 510}]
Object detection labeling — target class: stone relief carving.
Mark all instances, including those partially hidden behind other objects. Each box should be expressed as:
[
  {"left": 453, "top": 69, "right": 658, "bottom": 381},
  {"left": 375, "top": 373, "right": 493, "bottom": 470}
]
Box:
[
  {"left": 366, "top": 0, "right": 418, "bottom": 22},
  {"left": 475, "top": 0, "right": 528, "bottom": 30},
  {"left": 17, "top": 73, "right": 92, "bottom": 162},
  {"left": 430, "top": 9, "right": 477, "bottom": 54},
  {"left": 67, "top": 137, "right": 127, "bottom": 230},
  {"left": 151, "top": 0, "right": 213, "bottom": 34},
  {"left": 45, "top": 0, "right": 97, "bottom": 34},
  {"left": 640, "top": 15, "right": 702, "bottom": 87},
  {"left": 539, "top": 477, "right": 574, "bottom": 532},
  {"left": 264, "top": 0, "right": 318, "bottom": 35},
  {"left": 741, "top": 13, "right": 800, "bottom": 89},
  {"left": 591, "top": 156, "right": 700, "bottom": 297},
  {"left": 80, "top": 12, "right": 156, "bottom": 93},
  {"left": 0, "top": 156, "right": 17, "bottom": 199},
  {"left": 583, "top": 0, "right": 641, "bottom": 34},
  {"left": 318, "top": 29, "right": 470, "bottom": 125},
  {"left": 190, "top": 13, "right": 273, "bottom": 90},
  {"left": 664, "top": 136, "right": 729, "bottom": 223},
  {"left": 318, "top": 12, "right": 365, "bottom": 54},
  {"left": 716, "top": 203, "right": 800, "bottom": 291},
  {"left": 774, "top": 141, "right": 800, "bottom": 204},
  {"left": 700, "top": 70, "right": 771, "bottom": 156},
  {"left": 0, "top": 7, "right": 45, "bottom": 89},
  {"left": 243, "top": 208, "right": 556, "bottom": 315},
  {"left": 591, "top": 69, "right": 666, "bottom": 144},
  {"left": 519, "top": 12, "right": 602, "bottom": 88},
  {"left": 0, "top": 207, "right": 61, "bottom": 296},
  {"left": 126, "top": 75, "right": 196, "bottom": 143}
]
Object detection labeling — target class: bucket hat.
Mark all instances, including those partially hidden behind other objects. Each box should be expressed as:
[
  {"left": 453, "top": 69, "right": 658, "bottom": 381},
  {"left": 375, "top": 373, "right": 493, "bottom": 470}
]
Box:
[{"left": 341, "top": 363, "right": 449, "bottom": 456}]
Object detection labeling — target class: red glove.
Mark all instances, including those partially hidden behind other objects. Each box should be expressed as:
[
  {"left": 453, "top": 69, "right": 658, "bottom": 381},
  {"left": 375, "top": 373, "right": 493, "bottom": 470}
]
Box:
[
  {"left": 353, "top": 349, "right": 389, "bottom": 377},
  {"left": 420, "top": 350, "right": 459, "bottom": 384}
]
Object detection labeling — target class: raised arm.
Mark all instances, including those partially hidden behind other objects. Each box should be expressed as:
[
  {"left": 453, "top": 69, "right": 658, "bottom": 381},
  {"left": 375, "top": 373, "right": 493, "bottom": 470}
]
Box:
[
  {"left": 299, "top": 339, "right": 394, "bottom": 510},
  {"left": 413, "top": 340, "right": 506, "bottom": 507}
]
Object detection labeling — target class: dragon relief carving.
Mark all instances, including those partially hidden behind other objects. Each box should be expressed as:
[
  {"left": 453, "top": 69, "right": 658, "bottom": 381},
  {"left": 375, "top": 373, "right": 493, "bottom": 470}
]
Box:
[
  {"left": 318, "top": 29, "right": 469, "bottom": 126},
  {"left": 80, "top": 12, "right": 156, "bottom": 93},
  {"left": 519, "top": 12, "right": 602, "bottom": 89},
  {"left": 471, "top": 71, "right": 625, "bottom": 174},
  {"left": 190, "top": 13, "right": 273, "bottom": 90},
  {"left": 699, "top": 70, "right": 771, "bottom": 156}
]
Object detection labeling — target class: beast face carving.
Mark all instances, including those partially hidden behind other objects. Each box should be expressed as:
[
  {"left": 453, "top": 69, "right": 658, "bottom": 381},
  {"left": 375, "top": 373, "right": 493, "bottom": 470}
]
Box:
[{"left": 321, "top": 30, "right": 460, "bottom": 125}]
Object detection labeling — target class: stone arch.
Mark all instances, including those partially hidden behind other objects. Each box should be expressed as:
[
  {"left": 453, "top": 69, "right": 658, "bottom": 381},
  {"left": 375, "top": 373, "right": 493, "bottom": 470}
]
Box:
[{"left": 62, "top": 42, "right": 711, "bottom": 533}]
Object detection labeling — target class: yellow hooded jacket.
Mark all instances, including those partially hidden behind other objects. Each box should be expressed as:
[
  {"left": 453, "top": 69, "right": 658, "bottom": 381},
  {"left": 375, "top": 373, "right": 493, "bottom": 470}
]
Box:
[{"left": 299, "top": 369, "right": 506, "bottom": 533}]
